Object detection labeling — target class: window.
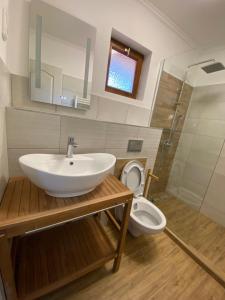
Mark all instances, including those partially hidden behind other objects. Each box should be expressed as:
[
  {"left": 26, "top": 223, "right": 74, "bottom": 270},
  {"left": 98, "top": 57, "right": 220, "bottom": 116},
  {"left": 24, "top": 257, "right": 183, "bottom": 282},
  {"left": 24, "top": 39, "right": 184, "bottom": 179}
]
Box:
[{"left": 105, "top": 39, "right": 144, "bottom": 99}]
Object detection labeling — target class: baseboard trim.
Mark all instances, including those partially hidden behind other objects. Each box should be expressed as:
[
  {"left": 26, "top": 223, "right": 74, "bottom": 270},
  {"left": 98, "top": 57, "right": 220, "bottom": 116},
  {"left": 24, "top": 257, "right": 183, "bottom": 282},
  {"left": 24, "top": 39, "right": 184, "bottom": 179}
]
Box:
[{"left": 165, "top": 227, "right": 225, "bottom": 289}]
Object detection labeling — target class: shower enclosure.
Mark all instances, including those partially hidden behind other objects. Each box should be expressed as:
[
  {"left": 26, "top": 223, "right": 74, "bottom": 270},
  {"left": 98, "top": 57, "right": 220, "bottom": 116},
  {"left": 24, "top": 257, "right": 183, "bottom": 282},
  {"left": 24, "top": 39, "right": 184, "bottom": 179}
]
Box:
[{"left": 149, "top": 48, "right": 225, "bottom": 276}]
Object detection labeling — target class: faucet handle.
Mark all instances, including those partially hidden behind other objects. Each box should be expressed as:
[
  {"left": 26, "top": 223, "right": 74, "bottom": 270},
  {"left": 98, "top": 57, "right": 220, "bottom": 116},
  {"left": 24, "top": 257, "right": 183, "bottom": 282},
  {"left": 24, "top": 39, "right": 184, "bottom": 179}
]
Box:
[
  {"left": 73, "top": 142, "right": 79, "bottom": 148},
  {"left": 68, "top": 136, "right": 79, "bottom": 148},
  {"left": 68, "top": 136, "right": 74, "bottom": 144}
]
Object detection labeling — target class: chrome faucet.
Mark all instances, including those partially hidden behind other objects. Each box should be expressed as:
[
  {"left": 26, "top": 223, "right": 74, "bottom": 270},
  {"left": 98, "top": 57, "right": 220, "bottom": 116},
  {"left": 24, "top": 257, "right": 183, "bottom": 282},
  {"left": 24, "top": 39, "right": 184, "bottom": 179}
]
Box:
[{"left": 66, "top": 136, "right": 78, "bottom": 158}]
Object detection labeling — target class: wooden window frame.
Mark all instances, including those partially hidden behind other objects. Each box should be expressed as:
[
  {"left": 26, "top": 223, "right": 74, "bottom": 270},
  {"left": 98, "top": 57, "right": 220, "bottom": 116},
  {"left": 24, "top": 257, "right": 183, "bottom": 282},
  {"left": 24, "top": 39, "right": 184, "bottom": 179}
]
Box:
[{"left": 105, "top": 39, "right": 144, "bottom": 99}]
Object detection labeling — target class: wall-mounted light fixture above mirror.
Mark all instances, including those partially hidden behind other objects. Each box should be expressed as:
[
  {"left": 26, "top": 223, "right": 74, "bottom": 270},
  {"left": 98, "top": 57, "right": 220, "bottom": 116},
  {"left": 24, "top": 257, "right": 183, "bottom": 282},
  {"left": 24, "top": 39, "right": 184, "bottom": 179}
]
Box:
[{"left": 29, "top": 0, "right": 96, "bottom": 110}]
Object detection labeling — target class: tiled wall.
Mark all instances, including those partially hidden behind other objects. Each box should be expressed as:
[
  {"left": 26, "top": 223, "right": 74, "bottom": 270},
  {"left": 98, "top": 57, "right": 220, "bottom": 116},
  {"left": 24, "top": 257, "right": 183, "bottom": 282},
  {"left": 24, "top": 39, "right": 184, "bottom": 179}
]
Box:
[
  {"left": 11, "top": 75, "right": 151, "bottom": 127},
  {"left": 167, "top": 83, "right": 225, "bottom": 220},
  {"left": 6, "top": 108, "right": 162, "bottom": 177},
  {"left": 148, "top": 130, "right": 181, "bottom": 195},
  {"left": 201, "top": 143, "right": 225, "bottom": 227},
  {"left": 148, "top": 71, "right": 193, "bottom": 195},
  {"left": 0, "top": 59, "right": 11, "bottom": 199},
  {"left": 151, "top": 72, "right": 182, "bottom": 129}
]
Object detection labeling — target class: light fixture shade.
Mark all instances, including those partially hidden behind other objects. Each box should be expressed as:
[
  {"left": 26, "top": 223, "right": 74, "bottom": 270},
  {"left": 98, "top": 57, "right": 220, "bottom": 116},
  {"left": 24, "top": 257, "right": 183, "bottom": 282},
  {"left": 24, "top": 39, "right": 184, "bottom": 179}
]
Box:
[
  {"left": 83, "top": 38, "right": 91, "bottom": 99},
  {"left": 35, "top": 15, "right": 42, "bottom": 88}
]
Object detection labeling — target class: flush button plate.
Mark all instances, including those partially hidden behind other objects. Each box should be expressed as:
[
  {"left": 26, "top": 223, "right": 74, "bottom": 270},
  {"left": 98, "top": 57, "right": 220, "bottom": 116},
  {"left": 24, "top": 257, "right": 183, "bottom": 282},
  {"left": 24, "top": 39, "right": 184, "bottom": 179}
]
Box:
[{"left": 127, "top": 139, "right": 143, "bottom": 152}]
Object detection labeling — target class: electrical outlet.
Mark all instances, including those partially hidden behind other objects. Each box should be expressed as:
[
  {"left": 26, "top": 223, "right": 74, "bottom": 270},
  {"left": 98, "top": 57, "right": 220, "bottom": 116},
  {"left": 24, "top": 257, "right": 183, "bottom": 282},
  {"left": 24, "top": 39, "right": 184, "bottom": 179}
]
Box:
[{"left": 127, "top": 140, "right": 143, "bottom": 152}]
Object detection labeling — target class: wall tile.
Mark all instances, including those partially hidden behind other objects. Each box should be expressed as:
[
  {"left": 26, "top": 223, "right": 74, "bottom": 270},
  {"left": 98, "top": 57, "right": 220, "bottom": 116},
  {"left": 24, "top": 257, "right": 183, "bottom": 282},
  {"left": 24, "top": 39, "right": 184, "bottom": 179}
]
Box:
[
  {"left": 60, "top": 116, "right": 107, "bottom": 149},
  {"left": 147, "top": 128, "right": 179, "bottom": 195},
  {"left": 0, "top": 66, "right": 11, "bottom": 108},
  {"left": 203, "top": 173, "right": 225, "bottom": 211},
  {"left": 150, "top": 71, "right": 182, "bottom": 130},
  {"left": 104, "top": 148, "right": 146, "bottom": 158},
  {"left": 97, "top": 97, "right": 128, "bottom": 124},
  {"left": 104, "top": 148, "right": 156, "bottom": 170},
  {"left": 182, "top": 162, "right": 212, "bottom": 189},
  {"left": 138, "top": 126, "right": 163, "bottom": 174},
  {"left": 8, "top": 148, "right": 59, "bottom": 177},
  {"left": 201, "top": 173, "right": 225, "bottom": 227},
  {"left": 177, "top": 184, "right": 203, "bottom": 209},
  {"left": 167, "top": 159, "right": 185, "bottom": 193},
  {"left": 190, "top": 84, "right": 225, "bottom": 103},
  {"left": 59, "top": 147, "right": 105, "bottom": 155},
  {"left": 138, "top": 127, "right": 162, "bottom": 152},
  {"left": 6, "top": 108, "right": 60, "bottom": 149},
  {"left": 187, "top": 101, "right": 203, "bottom": 119},
  {"left": 201, "top": 201, "right": 225, "bottom": 228},
  {"left": 179, "top": 177, "right": 206, "bottom": 201},
  {"left": 0, "top": 108, "right": 9, "bottom": 199},
  {"left": 189, "top": 88, "right": 225, "bottom": 120},
  {"left": 151, "top": 106, "right": 174, "bottom": 129},
  {"left": 0, "top": 61, "right": 11, "bottom": 201},
  {"left": 186, "top": 135, "right": 224, "bottom": 170},
  {"left": 55, "top": 94, "right": 98, "bottom": 120},
  {"left": 126, "top": 106, "right": 150, "bottom": 127},
  {"left": 149, "top": 71, "right": 192, "bottom": 194},
  {"left": 197, "top": 119, "right": 225, "bottom": 138},
  {"left": 175, "top": 133, "right": 194, "bottom": 162},
  {"left": 214, "top": 155, "right": 225, "bottom": 176},
  {"left": 6, "top": 108, "right": 161, "bottom": 180},
  {"left": 11, "top": 74, "right": 56, "bottom": 113},
  {"left": 105, "top": 123, "right": 139, "bottom": 149},
  {"left": 220, "top": 142, "right": 225, "bottom": 158},
  {"left": 182, "top": 118, "right": 199, "bottom": 134},
  {"left": 150, "top": 71, "right": 192, "bottom": 132}
]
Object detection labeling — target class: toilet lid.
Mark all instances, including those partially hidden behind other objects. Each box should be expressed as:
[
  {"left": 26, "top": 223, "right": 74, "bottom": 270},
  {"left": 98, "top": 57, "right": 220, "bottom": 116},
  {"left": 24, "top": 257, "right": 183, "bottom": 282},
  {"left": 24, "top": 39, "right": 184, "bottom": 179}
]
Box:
[{"left": 121, "top": 160, "right": 145, "bottom": 197}]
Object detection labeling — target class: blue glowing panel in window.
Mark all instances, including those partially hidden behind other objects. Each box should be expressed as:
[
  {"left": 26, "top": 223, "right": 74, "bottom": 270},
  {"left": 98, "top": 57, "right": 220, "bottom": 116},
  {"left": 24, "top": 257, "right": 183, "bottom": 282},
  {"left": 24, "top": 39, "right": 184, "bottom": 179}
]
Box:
[{"left": 107, "top": 49, "right": 137, "bottom": 93}]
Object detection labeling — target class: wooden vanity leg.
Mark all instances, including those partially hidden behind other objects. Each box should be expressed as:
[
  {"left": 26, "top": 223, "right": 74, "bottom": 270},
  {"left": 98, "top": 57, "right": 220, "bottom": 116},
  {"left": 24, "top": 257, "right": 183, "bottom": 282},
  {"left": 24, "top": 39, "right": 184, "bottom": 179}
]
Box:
[
  {"left": 0, "top": 235, "right": 18, "bottom": 300},
  {"left": 113, "top": 199, "right": 132, "bottom": 273}
]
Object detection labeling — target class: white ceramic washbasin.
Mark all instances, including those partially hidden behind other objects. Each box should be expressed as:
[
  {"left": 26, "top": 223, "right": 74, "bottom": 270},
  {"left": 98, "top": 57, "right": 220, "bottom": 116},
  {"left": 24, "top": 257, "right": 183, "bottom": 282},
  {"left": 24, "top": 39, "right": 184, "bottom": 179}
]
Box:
[{"left": 19, "top": 153, "right": 116, "bottom": 197}]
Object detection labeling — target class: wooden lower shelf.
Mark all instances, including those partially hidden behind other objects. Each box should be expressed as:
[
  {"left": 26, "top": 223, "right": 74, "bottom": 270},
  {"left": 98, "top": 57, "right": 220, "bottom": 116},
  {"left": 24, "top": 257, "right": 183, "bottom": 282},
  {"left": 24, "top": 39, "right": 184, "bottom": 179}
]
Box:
[{"left": 13, "top": 217, "right": 115, "bottom": 300}]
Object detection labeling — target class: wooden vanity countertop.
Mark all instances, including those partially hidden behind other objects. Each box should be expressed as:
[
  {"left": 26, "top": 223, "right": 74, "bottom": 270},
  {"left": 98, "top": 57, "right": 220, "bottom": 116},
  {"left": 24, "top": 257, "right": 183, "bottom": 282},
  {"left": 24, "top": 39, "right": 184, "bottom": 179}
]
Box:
[{"left": 0, "top": 175, "right": 133, "bottom": 238}]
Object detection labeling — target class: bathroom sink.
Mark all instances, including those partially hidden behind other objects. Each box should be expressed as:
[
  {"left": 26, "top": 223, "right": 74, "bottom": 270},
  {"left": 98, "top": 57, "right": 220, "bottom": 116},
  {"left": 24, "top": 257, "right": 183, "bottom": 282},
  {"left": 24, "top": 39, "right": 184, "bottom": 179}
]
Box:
[{"left": 19, "top": 153, "right": 116, "bottom": 197}]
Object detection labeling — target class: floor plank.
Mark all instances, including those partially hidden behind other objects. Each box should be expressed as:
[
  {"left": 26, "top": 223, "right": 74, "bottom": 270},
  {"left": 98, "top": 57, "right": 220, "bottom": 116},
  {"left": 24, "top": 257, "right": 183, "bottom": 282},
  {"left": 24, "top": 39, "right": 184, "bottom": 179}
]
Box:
[
  {"left": 41, "top": 222, "right": 225, "bottom": 300},
  {"left": 154, "top": 192, "right": 225, "bottom": 276}
]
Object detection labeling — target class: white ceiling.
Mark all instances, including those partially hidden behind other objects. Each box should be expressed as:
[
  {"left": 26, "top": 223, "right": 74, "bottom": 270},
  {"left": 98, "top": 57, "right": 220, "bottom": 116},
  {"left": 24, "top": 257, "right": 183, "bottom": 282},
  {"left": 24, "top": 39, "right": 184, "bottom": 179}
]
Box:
[{"left": 147, "top": 0, "right": 225, "bottom": 48}]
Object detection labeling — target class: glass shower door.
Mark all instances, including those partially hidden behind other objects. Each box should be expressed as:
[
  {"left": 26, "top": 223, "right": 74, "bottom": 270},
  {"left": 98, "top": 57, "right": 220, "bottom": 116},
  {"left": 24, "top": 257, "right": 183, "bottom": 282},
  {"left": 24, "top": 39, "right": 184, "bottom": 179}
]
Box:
[{"left": 158, "top": 49, "right": 225, "bottom": 275}]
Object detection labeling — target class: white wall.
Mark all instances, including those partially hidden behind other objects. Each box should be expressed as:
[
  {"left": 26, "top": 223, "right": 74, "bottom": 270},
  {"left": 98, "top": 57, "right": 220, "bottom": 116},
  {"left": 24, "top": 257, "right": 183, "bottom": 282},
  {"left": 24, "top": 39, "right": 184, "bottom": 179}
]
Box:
[
  {"left": 7, "top": 0, "right": 195, "bottom": 112},
  {"left": 0, "top": 58, "right": 11, "bottom": 201},
  {"left": 0, "top": 0, "right": 8, "bottom": 65},
  {"left": 0, "top": 3, "right": 10, "bottom": 297},
  {"left": 0, "top": 0, "right": 10, "bottom": 204},
  {"left": 0, "top": 60, "right": 10, "bottom": 201}
]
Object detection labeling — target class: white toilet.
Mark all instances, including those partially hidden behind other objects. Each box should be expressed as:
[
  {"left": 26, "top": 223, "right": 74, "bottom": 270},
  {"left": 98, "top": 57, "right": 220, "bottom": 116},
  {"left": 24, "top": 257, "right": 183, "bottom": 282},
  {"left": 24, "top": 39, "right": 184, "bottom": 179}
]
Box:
[{"left": 115, "top": 160, "right": 166, "bottom": 237}]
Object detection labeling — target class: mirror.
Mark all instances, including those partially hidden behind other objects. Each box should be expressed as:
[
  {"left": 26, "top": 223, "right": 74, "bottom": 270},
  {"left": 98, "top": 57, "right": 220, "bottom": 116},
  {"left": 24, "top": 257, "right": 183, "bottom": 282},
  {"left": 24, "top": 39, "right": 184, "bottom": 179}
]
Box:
[{"left": 29, "top": 0, "right": 96, "bottom": 109}]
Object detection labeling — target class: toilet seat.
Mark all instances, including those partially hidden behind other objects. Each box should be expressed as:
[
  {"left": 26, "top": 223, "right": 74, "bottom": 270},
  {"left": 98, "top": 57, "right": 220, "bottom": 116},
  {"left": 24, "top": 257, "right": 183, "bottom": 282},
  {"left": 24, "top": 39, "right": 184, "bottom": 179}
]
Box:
[
  {"left": 120, "top": 160, "right": 145, "bottom": 197},
  {"left": 116, "top": 160, "right": 167, "bottom": 237}
]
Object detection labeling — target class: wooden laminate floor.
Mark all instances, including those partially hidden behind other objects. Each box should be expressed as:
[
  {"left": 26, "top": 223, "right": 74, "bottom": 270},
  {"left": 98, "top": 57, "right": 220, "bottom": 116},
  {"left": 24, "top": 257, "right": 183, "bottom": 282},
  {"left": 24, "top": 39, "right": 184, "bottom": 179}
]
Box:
[
  {"left": 41, "top": 220, "right": 225, "bottom": 300},
  {"left": 154, "top": 192, "right": 225, "bottom": 276}
]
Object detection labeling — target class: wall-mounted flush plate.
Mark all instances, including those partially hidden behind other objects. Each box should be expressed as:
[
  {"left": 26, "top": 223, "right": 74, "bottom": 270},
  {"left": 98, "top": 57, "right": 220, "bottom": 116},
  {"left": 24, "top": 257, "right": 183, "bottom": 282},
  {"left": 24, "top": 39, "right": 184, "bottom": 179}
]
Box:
[{"left": 127, "top": 140, "right": 143, "bottom": 152}]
